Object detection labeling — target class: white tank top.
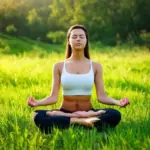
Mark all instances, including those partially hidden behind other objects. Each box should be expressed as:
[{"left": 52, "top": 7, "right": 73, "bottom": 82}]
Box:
[{"left": 61, "top": 60, "right": 94, "bottom": 95}]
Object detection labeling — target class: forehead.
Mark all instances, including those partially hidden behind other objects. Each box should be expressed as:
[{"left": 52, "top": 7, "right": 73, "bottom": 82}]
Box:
[{"left": 70, "top": 29, "right": 85, "bottom": 35}]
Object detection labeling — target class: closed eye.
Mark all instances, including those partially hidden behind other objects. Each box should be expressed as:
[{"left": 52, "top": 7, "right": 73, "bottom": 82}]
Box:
[{"left": 71, "top": 35, "right": 85, "bottom": 39}]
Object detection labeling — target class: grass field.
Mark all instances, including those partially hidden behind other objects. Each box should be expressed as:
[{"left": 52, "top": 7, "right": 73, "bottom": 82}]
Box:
[{"left": 0, "top": 34, "right": 150, "bottom": 150}]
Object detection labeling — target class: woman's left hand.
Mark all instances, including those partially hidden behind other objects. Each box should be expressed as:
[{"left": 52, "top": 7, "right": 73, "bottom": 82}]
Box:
[{"left": 120, "top": 97, "right": 130, "bottom": 107}]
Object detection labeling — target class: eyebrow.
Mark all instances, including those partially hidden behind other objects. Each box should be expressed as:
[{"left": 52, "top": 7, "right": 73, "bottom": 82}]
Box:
[{"left": 71, "top": 34, "right": 85, "bottom": 36}]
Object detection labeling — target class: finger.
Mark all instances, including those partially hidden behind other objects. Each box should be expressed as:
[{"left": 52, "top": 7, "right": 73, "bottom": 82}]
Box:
[
  {"left": 28, "top": 99, "right": 35, "bottom": 107},
  {"left": 125, "top": 98, "right": 130, "bottom": 103},
  {"left": 125, "top": 98, "right": 130, "bottom": 105},
  {"left": 29, "top": 96, "right": 33, "bottom": 100},
  {"left": 120, "top": 98, "right": 128, "bottom": 106},
  {"left": 28, "top": 99, "right": 31, "bottom": 104},
  {"left": 31, "top": 97, "right": 35, "bottom": 101}
]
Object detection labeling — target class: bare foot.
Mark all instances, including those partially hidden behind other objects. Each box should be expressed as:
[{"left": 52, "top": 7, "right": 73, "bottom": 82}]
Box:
[
  {"left": 84, "top": 117, "right": 100, "bottom": 127},
  {"left": 46, "top": 111, "right": 54, "bottom": 116},
  {"left": 71, "top": 117, "right": 100, "bottom": 127},
  {"left": 96, "top": 110, "right": 106, "bottom": 115}
]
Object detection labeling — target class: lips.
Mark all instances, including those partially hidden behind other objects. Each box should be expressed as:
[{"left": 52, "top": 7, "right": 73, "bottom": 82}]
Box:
[{"left": 75, "top": 43, "right": 82, "bottom": 46}]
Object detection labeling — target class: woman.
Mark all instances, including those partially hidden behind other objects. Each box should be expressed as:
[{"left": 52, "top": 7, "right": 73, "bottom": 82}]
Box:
[{"left": 28, "top": 25, "right": 130, "bottom": 134}]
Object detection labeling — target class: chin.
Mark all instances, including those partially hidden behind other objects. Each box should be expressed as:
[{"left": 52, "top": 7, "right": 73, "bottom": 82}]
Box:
[{"left": 74, "top": 46, "right": 84, "bottom": 50}]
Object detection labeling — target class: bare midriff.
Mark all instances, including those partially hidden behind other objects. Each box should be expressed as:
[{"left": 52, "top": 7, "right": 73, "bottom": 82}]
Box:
[{"left": 60, "top": 95, "right": 93, "bottom": 112}]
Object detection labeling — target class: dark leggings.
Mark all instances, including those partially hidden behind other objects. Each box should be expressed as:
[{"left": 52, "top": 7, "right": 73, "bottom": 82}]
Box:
[{"left": 34, "top": 108, "right": 121, "bottom": 134}]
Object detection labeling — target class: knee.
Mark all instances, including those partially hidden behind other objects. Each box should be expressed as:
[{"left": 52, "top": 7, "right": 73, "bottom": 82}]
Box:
[
  {"left": 108, "top": 109, "right": 121, "bottom": 127},
  {"left": 33, "top": 111, "right": 46, "bottom": 126},
  {"left": 100, "top": 108, "right": 121, "bottom": 128},
  {"left": 33, "top": 112, "right": 41, "bottom": 126},
  {"left": 111, "top": 108, "right": 121, "bottom": 118}
]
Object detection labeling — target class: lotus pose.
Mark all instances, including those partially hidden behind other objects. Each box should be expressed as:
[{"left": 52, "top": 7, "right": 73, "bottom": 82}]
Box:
[{"left": 28, "top": 25, "right": 130, "bottom": 134}]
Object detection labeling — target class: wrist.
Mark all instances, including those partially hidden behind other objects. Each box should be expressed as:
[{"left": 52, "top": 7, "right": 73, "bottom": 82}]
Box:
[
  {"left": 114, "top": 100, "right": 121, "bottom": 106},
  {"left": 35, "top": 101, "right": 40, "bottom": 106}
]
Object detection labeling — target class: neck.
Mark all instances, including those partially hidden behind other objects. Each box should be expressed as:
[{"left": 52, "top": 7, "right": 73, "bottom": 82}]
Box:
[{"left": 70, "top": 50, "right": 85, "bottom": 61}]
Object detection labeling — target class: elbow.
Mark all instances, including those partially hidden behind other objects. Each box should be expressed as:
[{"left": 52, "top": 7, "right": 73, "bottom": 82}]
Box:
[
  {"left": 48, "top": 95, "right": 58, "bottom": 104},
  {"left": 53, "top": 99, "right": 57, "bottom": 104},
  {"left": 52, "top": 96, "right": 58, "bottom": 104}
]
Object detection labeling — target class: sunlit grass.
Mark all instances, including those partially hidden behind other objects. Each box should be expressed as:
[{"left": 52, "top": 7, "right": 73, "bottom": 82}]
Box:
[{"left": 0, "top": 34, "right": 150, "bottom": 150}]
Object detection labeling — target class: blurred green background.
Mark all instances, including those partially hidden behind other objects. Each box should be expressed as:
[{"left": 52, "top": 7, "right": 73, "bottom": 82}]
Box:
[{"left": 0, "top": 0, "right": 150, "bottom": 46}]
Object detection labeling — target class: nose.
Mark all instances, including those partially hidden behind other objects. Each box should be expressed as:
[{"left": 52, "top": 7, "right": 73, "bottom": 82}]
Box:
[{"left": 76, "top": 36, "right": 81, "bottom": 41}]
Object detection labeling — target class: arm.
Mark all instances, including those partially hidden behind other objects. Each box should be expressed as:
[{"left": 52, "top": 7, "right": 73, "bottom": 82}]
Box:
[
  {"left": 94, "top": 62, "right": 129, "bottom": 107},
  {"left": 28, "top": 62, "right": 61, "bottom": 107}
]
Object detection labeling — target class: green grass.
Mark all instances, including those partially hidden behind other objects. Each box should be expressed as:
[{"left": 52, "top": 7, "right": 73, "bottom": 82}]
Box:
[{"left": 0, "top": 34, "right": 150, "bottom": 150}]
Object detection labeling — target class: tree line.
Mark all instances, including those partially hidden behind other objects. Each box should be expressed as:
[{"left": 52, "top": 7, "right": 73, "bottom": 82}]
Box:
[{"left": 0, "top": 0, "right": 150, "bottom": 45}]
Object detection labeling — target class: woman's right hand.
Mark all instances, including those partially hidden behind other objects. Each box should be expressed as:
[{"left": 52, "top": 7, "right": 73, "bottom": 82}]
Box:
[
  {"left": 120, "top": 97, "right": 130, "bottom": 107},
  {"left": 27, "top": 97, "right": 39, "bottom": 107}
]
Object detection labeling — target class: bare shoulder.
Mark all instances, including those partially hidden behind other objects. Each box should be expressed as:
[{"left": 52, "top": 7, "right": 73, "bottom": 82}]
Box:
[
  {"left": 53, "top": 61, "right": 64, "bottom": 75},
  {"left": 91, "top": 61, "right": 103, "bottom": 73},
  {"left": 53, "top": 61, "right": 64, "bottom": 67}
]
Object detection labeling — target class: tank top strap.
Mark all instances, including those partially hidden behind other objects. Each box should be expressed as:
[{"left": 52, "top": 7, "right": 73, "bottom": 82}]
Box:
[
  {"left": 63, "top": 60, "right": 67, "bottom": 73},
  {"left": 90, "top": 60, "right": 93, "bottom": 72}
]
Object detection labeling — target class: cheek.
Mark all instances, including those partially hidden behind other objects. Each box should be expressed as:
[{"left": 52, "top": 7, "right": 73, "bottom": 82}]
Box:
[
  {"left": 69, "top": 39, "right": 76, "bottom": 45},
  {"left": 83, "top": 39, "right": 87, "bottom": 46}
]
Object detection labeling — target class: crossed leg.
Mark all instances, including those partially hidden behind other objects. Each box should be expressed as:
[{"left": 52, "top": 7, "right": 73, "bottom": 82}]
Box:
[{"left": 33, "top": 108, "right": 121, "bottom": 133}]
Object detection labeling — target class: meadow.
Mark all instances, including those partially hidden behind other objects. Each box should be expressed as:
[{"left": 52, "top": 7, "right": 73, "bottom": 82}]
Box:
[{"left": 0, "top": 34, "right": 150, "bottom": 150}]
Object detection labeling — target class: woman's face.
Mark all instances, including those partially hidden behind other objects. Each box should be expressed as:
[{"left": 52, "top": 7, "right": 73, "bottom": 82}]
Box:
[{"left": 69, "top": 29, "right": 87, "bottom": 50}]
